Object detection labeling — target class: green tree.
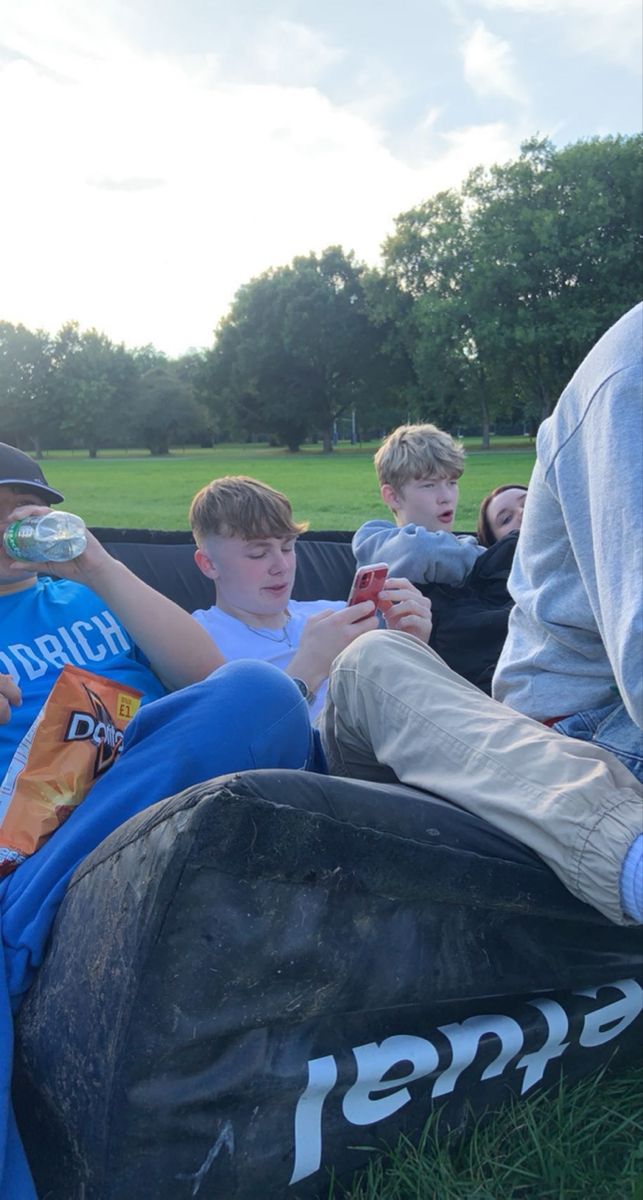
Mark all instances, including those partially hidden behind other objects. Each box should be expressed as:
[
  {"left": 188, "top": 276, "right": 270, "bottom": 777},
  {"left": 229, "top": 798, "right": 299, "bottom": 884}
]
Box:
[
  {"left": 380, "top": 133, "right": 643, "bottom": 442},
  {"left": 360, "top": 267, "right": 423, "bottom": 434},
  {"left": 52, "top": 324, "right": 139, "bottom": 456},
  {"left": 0, "top": 322, "right": 57, "bottom": 456},
  {"left": 464, "top": 134, "right": 643, "bottom": 423},
  {"left": 380, "top": 190, "right": 500, "bottom": 445},
  {"left": 130, "top": 366, "right": 210, "bottom": 455},
  {"left": 174, "top": 351, "right": 215, "bottom": 445},
  {"left": 131, "top": 344, "right": 168, "bottom": 373},
  {"left": 207, "top": 247, "right": 402, "bottom": 452}
]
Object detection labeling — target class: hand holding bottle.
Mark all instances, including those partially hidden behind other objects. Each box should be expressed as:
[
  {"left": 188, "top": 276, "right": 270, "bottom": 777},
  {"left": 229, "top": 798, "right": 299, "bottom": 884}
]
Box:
[
  {"left": 4, "top": 504, "right": 113, "bottom": 586},
  {"left": 4, "top": 510, "right": 87, "bottom": 562}
]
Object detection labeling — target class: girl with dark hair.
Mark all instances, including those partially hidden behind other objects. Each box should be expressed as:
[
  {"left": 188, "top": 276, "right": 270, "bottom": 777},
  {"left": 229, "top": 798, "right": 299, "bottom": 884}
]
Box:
[{"left": 477, "top": 484, "right": 528, "bottom": 547}]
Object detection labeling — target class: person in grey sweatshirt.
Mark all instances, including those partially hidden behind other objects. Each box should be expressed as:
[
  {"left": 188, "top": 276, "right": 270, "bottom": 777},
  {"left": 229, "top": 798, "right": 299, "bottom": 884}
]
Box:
[
  {"left": 493, "top": 301, "right": 643, "bottom": 918},
  {"left": 352, "top": 423, "right": 487, "bottom": 586},
  {"left": 493, "top": 302, "right": 642, "bottom": 770}
]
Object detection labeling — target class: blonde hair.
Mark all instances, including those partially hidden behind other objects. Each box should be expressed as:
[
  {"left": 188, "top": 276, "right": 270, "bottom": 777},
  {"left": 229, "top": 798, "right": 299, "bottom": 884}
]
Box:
[
  {"left": 189, "top": 475, "right": 308, "bottom": 544},
  {"left": 374, "top": 423, "right": 465, "bottom": 492}
]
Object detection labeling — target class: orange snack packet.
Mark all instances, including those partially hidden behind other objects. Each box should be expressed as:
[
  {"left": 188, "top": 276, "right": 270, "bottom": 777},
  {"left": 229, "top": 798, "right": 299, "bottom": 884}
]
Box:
[{"left": 0, "top": 664, "right": 142, "bottom": 876}]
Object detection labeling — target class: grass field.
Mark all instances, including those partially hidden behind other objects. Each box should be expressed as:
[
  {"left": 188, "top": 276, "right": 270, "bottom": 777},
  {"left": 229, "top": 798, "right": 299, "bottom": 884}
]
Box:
[{"left": 37, "top": 441, "right": 536, "bottom": 530}]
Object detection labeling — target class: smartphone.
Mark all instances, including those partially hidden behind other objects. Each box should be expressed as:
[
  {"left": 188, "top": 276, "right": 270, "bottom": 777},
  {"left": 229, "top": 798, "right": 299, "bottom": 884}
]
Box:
[{"left": 347, "top": 562, "right": 389, "bottom": 609}]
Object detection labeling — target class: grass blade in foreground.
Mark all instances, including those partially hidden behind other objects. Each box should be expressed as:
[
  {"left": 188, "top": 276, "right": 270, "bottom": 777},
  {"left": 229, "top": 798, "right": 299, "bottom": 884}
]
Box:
[{"left": 330, "top": 1065, "right": 643, "bottom": 1199}]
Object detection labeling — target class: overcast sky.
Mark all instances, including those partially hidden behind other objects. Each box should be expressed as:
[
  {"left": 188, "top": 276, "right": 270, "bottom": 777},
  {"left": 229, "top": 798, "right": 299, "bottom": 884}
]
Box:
[{"left": 1, "top": 0, "right": 641, "bottom": 355}]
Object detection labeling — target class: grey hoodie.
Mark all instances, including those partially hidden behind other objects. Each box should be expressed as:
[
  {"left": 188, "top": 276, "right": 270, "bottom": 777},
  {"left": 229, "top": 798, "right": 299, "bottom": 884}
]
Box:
[
  {"left": 493, "top": 302, "right": 643, "bottom": 727},
  {"left": 352, "top": 520, "right": 486, "bottom": 586}
]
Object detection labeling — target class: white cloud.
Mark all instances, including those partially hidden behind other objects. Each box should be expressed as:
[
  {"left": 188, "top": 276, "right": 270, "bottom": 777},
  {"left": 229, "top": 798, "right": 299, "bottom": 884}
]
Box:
[
  {"left": 433, "top": 121, "right": 520, "bottom": 184},
  {"left": 341, "top": 61, "right": 408, "bottom": 124},
  {"left": 0, "top": 11, "right": 530, "bottom": 355},
  {"left": 419, "top": 106, "right": 443, "bottom": 133},
  {"left": 89, "top": 177, "right": 166, "bottom": 192},
  {"left": 246, "top": 19, "right": 345, "bottom": 86},
  {"left": 478, "top": 0, "right": 642, "bottom": 68},
  {"left": 1, "top": 0, "right": 131, "bottom": 82},
  {"left": 462, "top": 20, "right": 527, "bottom": 102}
]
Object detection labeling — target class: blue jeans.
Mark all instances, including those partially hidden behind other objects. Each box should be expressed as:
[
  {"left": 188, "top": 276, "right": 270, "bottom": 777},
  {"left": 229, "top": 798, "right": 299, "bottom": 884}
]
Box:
[
  {"left": 555, "top": 699, "right": 643, "bottom": 784},
  {"left": 0, "top": 660, "right": 321, "bottom": 1199}
]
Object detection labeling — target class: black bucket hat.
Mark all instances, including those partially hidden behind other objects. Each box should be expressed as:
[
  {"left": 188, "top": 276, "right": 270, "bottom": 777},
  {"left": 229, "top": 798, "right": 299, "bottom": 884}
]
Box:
[{"left": 0, "top": 443, "right": 64, "bottom": 504}]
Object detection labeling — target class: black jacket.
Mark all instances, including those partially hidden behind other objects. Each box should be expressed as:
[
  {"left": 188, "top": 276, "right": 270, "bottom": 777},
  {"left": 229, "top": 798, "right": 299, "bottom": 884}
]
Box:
[{"left": 424, "top": 533, "right": 519, "bottom": 694}]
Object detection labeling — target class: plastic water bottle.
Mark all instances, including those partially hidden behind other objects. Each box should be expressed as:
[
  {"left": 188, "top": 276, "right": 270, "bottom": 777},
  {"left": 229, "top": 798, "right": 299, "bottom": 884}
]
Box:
[{"left": 3, "top": 511, "right": 88, "bottom": 562}]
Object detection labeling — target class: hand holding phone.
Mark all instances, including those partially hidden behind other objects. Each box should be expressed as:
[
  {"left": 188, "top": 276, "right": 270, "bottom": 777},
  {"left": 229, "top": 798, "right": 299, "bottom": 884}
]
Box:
[{"left": 347, "top": 562, "right": 389, "bottom": 610}]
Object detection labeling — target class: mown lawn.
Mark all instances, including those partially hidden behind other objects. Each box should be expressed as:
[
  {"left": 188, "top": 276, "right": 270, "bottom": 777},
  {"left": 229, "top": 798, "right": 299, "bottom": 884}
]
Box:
[{"left": 37, "top": 440, "right": 535, "bottom": 530}]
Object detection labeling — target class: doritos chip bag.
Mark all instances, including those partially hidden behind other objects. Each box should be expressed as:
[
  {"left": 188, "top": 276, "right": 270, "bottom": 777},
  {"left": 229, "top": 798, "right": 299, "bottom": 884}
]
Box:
[{"left": 0, "top": 664, "right": 142, "bottom": 876}]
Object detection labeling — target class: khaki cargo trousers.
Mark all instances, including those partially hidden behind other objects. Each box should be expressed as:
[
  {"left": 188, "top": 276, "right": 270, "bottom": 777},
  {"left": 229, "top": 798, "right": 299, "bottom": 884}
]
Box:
[{"left": 320, "top": 630, "right": 643, "bottom": 926}]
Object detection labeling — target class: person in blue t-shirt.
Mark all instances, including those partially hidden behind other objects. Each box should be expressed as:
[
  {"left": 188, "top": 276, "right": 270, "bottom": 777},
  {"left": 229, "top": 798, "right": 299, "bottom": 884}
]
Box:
[
  {"left": 0, "top": 445, "right": 226, "bottom": 779},
  {"left": 0, "top": 444, "right": 376, "bottom": 784}
]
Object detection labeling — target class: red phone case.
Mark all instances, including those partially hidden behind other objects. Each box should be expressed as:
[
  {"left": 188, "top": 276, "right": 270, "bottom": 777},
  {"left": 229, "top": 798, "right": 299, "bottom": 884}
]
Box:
[{"left": 347, "top": 562, "right": 389, "bottom": 608}]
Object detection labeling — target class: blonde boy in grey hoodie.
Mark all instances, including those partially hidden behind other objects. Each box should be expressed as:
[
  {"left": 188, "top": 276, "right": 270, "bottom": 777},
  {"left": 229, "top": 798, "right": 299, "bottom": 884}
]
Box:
[{"left": 352, "top": 423, "right": 486, "bottom": 586}]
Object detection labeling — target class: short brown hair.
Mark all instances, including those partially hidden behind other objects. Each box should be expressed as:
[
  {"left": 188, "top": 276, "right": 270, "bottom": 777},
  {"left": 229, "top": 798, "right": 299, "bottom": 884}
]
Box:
[
  {"left": 189, "top": 475, "right": 308, "bottom": 544},
  {"left": 477, "top": 483, "right": 528, "bottom": 547},
  {"left": 374, "top": 423, "right": 465, "bottom": 492}
]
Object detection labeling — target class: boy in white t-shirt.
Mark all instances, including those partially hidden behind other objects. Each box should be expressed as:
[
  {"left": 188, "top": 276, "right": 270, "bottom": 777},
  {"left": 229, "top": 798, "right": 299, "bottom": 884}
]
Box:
[{"left": 189, "top": 476, "right": 432, "bottom": 720}]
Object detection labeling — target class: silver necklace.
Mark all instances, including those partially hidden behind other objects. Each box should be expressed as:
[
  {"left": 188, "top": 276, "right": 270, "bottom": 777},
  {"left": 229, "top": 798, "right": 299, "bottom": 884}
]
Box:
[{"left": 242, "top": 612, "right": 293, "bottom": 649}]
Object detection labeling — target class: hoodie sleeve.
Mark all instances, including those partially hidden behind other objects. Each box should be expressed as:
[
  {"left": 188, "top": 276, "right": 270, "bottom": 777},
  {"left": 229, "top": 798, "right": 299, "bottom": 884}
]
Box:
[{"left": 352, "top": 520, "right": 486, "bottom": 585}]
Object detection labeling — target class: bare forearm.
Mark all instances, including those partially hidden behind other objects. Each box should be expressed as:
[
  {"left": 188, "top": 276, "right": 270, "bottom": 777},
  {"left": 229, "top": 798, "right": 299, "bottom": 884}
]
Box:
[{"left": 80, "top": 558, "right": 225, "bottom": 689}]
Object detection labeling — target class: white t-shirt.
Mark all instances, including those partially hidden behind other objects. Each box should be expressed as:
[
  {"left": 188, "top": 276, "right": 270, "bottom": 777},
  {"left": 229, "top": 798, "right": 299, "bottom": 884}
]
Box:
[{"left": 191, "top": 598, "right": 346, "bottom": 721}]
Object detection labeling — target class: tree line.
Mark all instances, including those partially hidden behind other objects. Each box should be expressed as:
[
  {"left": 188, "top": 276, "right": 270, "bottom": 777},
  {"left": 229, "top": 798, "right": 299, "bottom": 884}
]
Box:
[
  {"left": 1, "top": 134, "right": 641, "bottom": 457},
  {"left": 0, "top": 325, "right": 212, "bottom": 459}
]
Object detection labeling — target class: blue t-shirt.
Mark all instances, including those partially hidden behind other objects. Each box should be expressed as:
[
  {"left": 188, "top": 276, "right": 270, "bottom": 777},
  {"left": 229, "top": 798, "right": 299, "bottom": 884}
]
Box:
[{"left": 0, "top": 578, "right": 167, "bottom": 780}]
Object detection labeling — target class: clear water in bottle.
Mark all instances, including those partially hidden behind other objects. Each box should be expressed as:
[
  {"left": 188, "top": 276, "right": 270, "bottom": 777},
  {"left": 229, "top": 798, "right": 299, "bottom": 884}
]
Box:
[{"left": 3, "top": 511, "right": 88, "bottom": 562}]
